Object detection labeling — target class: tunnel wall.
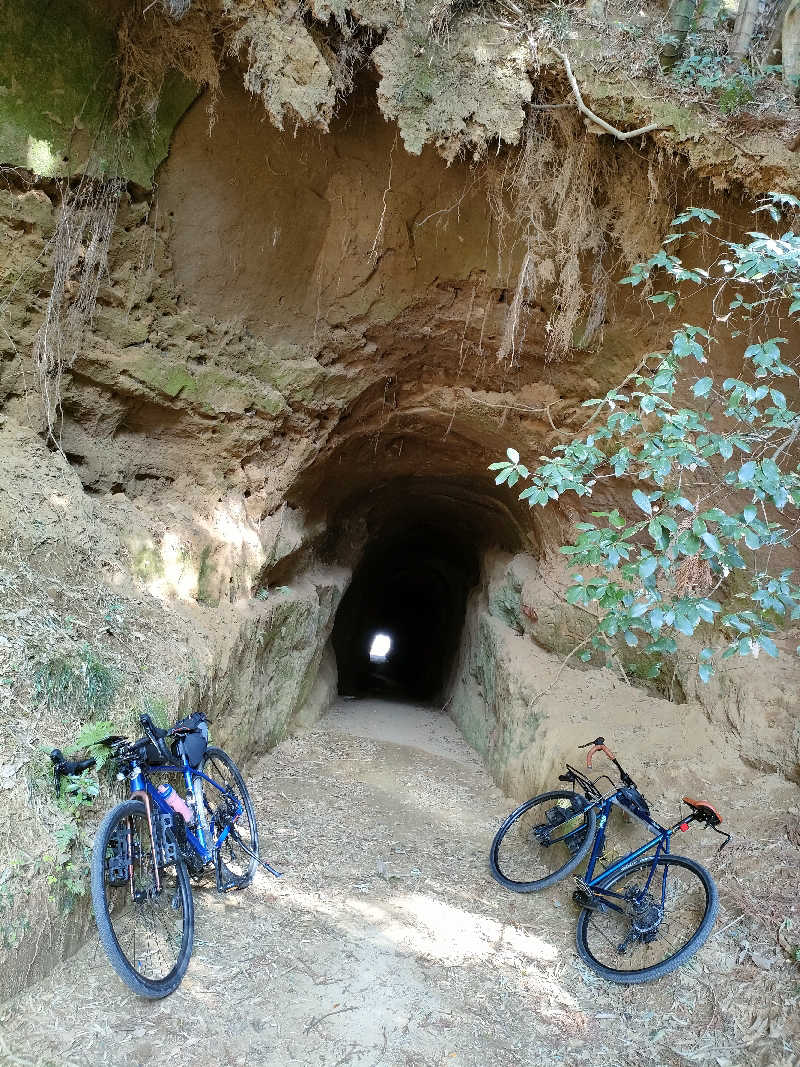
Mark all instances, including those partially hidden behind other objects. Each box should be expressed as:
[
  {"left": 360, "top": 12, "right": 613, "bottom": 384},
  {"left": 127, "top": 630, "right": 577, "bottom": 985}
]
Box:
[{"left": 446, "top": 550, "right": 740, "bottom": 799}]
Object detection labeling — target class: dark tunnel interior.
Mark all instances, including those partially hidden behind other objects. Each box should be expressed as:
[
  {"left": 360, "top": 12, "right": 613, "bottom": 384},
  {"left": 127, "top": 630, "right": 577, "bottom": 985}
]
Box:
[
  {"left": 328, "top": 478, "right": 526, "bottom": 704},
  {"left": 333, "top": 520, "right": 480, "bottom": 701}
]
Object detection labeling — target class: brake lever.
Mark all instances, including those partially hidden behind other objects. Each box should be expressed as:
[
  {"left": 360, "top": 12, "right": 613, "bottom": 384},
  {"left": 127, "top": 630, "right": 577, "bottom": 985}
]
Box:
[{"left": 49, "top": 750, "right": 96, "bottom": 795}]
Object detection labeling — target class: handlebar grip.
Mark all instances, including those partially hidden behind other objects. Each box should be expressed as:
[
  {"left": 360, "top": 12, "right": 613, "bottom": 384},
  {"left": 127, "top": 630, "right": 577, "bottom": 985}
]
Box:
[{"left": 586, "top": 743, "right": 615, "bottom": 769}]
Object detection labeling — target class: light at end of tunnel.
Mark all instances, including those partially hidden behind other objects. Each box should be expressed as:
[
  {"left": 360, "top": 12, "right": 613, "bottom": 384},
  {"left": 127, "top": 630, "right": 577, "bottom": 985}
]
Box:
[{"left": 369, "top": 632, "right": 392, "bottom": 662}]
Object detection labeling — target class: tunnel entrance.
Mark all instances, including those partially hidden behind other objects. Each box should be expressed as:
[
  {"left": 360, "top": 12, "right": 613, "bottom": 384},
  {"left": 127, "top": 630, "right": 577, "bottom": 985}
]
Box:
[
  {"left": 324, "top": 477, "right": 527, "bottom": 704},
  {"left": 333, "top": 516, "right": 480, "bottom": 701}
]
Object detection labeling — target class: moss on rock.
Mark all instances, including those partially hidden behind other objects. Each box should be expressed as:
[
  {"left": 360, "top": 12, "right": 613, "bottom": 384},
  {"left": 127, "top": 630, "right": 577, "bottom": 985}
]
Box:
[{"left": 0, "top": 0, "right": 195, "bottom": 186}]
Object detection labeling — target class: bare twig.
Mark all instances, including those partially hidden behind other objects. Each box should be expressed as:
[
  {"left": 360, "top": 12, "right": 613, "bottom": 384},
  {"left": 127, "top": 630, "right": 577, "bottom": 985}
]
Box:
[
  {"left": 528, "top": 632, "right": 596, "bottom": 709},
  {"left": 303, "top": 1005, "right": 357, "bottom": 1035}
]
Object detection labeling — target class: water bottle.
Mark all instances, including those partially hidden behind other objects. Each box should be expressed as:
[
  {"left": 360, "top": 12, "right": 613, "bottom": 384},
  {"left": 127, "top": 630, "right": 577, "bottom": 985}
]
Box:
[{"left": 157, "top": 783, "right": 193, "bottom": 823}]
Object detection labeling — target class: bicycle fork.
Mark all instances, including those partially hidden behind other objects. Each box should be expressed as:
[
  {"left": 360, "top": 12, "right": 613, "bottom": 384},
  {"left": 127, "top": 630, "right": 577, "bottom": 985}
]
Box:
[{"left": 130, "top": 788, "right": 161, "bottom": 895}]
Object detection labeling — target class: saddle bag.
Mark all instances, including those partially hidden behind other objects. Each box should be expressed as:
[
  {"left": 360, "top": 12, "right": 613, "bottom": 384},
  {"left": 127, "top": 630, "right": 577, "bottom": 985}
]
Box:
[{"left": 171, "top": 712, "right": 209, "bottom": 768}]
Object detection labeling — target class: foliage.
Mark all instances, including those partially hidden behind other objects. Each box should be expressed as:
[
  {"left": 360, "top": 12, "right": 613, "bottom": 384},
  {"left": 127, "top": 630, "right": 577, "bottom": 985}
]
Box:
[
  {"left": 490, "top": 194, "right": 800, "bottom": 683},
  {"left": 33, "top": 643, "right": 118, "bottom": 717},
  {"left": 0, "top": 870, "right": 30, "bottom": 949},
  {"left": 671, "top": 51, "right": 784, "bottom": 114}
]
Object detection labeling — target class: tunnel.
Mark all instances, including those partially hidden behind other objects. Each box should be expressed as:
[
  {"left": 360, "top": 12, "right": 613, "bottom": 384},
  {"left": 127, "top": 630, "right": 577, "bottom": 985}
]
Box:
[
  {"left": 322, "top": 476, "right": 526, "bottom": 704},
  {"left": 332, "top": 515, "right": 478, "bottom": 700}
]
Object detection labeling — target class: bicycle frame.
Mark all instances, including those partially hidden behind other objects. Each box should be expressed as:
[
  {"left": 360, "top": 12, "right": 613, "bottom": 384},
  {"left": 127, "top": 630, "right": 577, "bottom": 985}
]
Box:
[
  {"left": 563, "top": 788, "right": 691, "bottom": 915},
  {"left": 128, "top": 760, "right": 242, "bottom": 866}
]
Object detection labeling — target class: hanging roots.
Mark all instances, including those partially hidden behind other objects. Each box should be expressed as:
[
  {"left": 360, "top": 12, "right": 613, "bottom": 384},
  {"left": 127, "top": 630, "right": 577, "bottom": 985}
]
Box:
[
  {"left": 162, "top": 0, "right": 193, "bottom": 16},
  {"left": 116, "top": 2, "right": 221, "bottom": 131},
  {"left": 33, "top": 178, "right": 125, "bottom": 441},
  {"left": 491, "top": 109, "right": 674, "bottom": 363},
  {"left": 674, "top": 554, "right": 713, "bottom": 596}
]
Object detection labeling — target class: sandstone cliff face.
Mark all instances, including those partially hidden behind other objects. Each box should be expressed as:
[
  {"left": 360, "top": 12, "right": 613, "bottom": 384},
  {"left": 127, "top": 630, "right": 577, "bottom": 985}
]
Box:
[{"left": 1, "top": 0, "right": 799, "bottom": 1003}]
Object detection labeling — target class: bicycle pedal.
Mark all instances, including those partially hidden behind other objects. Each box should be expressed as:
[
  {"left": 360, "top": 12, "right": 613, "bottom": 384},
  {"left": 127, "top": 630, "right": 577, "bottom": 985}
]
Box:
[{"left": 214, "top": 855, "right": 250, "bottom": 893}]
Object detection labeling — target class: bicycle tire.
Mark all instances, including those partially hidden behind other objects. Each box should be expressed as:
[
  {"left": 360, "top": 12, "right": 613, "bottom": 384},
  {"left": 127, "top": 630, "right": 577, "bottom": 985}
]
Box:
[
  {"left": 575, "top": 853, "right": 718, "bottom": 984},
  {"left": 489, "top": 790, "right": 597, "bottom": 892},
  {"left": 90, "top": 799, "right": 194, "bottom": 998},
  {"left": 199, "top": 747, "right": 259, "bottom": 888}
]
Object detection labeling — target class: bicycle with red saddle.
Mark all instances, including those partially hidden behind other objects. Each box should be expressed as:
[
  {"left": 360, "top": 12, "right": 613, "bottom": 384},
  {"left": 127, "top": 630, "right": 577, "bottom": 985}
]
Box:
[{"left": 489, "top": 735, "right": 730, "bottom": 983}]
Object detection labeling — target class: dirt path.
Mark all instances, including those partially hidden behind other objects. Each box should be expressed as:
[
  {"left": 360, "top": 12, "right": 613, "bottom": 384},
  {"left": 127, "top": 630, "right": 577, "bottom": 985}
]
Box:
[{"left": 2, "top": 699, "right": 798, "bottom": 1067}]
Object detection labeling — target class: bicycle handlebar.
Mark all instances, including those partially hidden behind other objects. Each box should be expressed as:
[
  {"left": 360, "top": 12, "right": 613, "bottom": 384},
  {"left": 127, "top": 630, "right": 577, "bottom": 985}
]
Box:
[
  {"left": 49, "top": 749, "right": 96, "bottom": 794},
  {"left": 585, "top": 742, "right": 616, "bottom": 769},
  {"left": 578, "top": 735, "right": 616, "bottom": 769},
  {"left": 578, "top": 735, "right": 635, "bottom": 787}
]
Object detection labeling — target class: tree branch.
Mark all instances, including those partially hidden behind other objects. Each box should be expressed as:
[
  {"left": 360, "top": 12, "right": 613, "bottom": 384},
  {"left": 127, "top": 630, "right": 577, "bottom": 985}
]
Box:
[{"left": 547, "top": 44, "right": 667, "bottom": 140}]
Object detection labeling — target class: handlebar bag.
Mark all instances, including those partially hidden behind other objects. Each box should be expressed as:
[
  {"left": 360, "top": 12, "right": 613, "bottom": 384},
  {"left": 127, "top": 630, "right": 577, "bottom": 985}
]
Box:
[{"left": 142, "top": 739, "right": 171, "bottom": 767}]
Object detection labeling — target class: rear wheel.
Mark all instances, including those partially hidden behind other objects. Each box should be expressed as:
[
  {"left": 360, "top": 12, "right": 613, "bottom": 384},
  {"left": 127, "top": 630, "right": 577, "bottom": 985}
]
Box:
[
  {"left": 199, "top": 747, "right": 259, "bottom": 888},
  {"left": 91, "top": 800, "right": 194, "bottom": 998},
  {"left": 575, "top": 853, "right": 718, "bottom": 983},
  {"left": 489, "top": 790, "right": 597, "bottom": 892}
]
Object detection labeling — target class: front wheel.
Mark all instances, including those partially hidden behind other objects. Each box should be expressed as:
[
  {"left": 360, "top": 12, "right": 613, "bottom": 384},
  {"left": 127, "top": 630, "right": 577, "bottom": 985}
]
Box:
[
  {"left": 199, "top": 747, "right": 259, "bottom": 889},
  {"left": 489, "top": 790, "right": 597, "bottom": 892},
  {"left": 575, "top": 853, "right": 718, "bottom": 984},
  {"left": 91, "top": 799, "right": 194, "bottom": 998}
]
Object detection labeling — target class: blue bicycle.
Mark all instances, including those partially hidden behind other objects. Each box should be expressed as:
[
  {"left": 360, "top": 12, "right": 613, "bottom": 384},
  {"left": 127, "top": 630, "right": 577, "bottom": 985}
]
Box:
[
  {"left": 489, "top": 736, "right": 730, "bottom": 983},
  {"left": 51, "top": 711, "right": 279, "bottom": 998}
]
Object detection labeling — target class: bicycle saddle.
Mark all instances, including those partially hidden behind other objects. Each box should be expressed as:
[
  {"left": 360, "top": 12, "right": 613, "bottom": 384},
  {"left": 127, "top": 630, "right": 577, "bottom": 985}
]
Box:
[{"left": 682, "top": 797, "right": 723, "bottom": 826}]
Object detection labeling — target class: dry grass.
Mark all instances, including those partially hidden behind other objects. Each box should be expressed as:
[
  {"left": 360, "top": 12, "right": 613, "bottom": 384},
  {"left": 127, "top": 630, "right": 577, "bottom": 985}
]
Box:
[{"left": 116, "top": 1, "right": 221, "bottom": 131}]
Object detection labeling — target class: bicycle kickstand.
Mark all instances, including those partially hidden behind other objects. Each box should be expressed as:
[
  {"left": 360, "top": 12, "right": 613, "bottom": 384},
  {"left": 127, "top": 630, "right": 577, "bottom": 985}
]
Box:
[{"left": 234, "top": 836, "right": 283, "bottom": 878}]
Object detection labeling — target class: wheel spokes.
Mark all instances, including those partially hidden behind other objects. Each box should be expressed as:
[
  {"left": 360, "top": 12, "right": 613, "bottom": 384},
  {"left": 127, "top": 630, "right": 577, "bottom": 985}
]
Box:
[
  {"left": 583, "top": 862, "right": 709, "bottom": 973},
  {"left": 494, "top": 796, "right": 592, "bottom": 885},
  {"left": 103, "top": 812, "right": 187, "bottom": 982}
]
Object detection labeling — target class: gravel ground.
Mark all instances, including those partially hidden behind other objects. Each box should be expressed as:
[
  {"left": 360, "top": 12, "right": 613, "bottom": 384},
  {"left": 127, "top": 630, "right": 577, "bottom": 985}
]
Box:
[{"left": 2, "top": 699, "right": 798, "bottom": 1067}]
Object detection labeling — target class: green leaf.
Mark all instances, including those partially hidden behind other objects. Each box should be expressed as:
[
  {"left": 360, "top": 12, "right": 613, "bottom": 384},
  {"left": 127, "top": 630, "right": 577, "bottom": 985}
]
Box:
[
  {"left": 701, "top": 531, "right": 722, "bottom": 553},
  {"left": 738, "top": 461, "right": 757, "bottom": 482},
  {"left": 693, "top": 377, "right": 713, "bottom": 397},
  {"left": 674, "top": 613, "right": 695, "bottom": 636},
  {"left": 609, "top": 510, "right": 625, "bottom": 529},
  {"left": 758, "top": 635, "right": 778, "bottom": 658},
  {"left": 639, "top": 556, "right": 658, "bottom": 578},
  {"left": 698, "top": 663, "right": 713, "bottom": 683},
  {"left": 506, "top": 448, "right": 520, "bottom": 463},
  {"left": 632, "top": 489, "right": 653, "bottom": 515}
]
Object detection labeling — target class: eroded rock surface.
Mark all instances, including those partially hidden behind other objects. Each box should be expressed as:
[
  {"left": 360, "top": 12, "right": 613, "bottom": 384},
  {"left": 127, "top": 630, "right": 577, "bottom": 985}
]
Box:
[{"left": 1, "top": 0, "right": 799, "bottom": 1011}]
